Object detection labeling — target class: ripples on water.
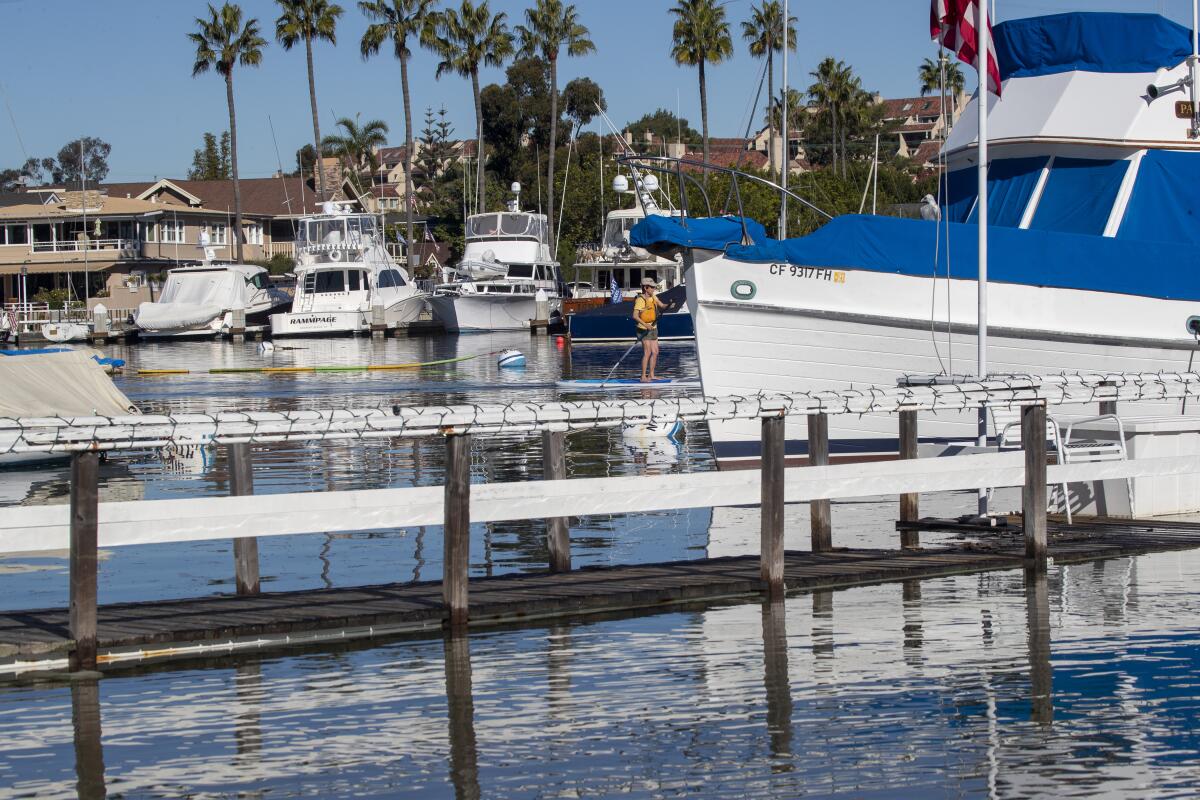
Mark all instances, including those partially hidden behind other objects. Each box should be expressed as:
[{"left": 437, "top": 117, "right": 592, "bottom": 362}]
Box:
[{"left": 3, "top": 555, "right": 1200, "bottom": 798}]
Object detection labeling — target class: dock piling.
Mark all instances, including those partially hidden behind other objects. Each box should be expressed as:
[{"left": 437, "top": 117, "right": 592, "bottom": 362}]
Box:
[
  {"left": 1022, "top": 403, "right": 1049, "bottom": 568},
  {"left": 444, "top": 434, "right": 472, "bottom": 627},
  {"left": 227, "top": 443, "right": 260, "bottom": 595},
  {"left": 69, "top": 452, "right": 99, "bottom": 672},
  {"left": 542, "top": 431, "right": 571, "bottom": 573},
  {"left": 808, "top": 413, "right": 832, "bottom": 553},
  {"left": 899, "top": 410, "right": 920, "bottom": 550},
  {"left": 760, "top": 415, "right": 786, "bottom": 598}
]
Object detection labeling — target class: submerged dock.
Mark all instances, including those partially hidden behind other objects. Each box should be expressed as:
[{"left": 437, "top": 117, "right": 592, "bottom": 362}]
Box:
[{"left": 3, "top": 517, "right": 1199, "bottom": 671}]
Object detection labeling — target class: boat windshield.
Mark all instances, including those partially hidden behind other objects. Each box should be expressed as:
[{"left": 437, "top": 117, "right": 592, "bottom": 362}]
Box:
[
  {"left": 303, "top": 215, "right": 378, "bottom": 247},
  {"left": 602, "top": 216, "right": 641, "bottom": 250},
  {"left": 466, "top": 213, "right": 546, "bottom": 243}
]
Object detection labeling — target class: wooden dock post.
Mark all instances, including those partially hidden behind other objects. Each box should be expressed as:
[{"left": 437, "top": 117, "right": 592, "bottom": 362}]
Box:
[
  {"left": 808, "top": 413, "right": 832, "bottom": 553},
  {"left": 227, "top": 443, "right": 260, "bottom": 595},
  {"left": 899, "top": 410, "right": 920, "bottom": 550},
  {"left": 444, "top": 433, "right": 471, "bottom": 627},
  {"left": 1022, "top": 403, "right": 1049, "bottom": 569},
  {"left": 760, "top": 415, "right": 786, "bottom": 598},
  {"left": 542, "top": 431, "right": 571, "bottom": 573},
  {"left": 69, "top": 452, "right": 100, "bottom": 672},
  {"left": 1099, "top": 379, "right": 1117, "bottom": 416}
]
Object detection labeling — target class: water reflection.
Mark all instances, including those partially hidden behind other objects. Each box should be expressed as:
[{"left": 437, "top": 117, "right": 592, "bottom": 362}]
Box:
[{"left": 5, "top": 550, "right": 1200, "bottom": 797}]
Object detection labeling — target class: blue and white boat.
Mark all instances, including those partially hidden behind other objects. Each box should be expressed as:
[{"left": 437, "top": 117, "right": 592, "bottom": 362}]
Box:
[
  {"left": 630, "top": 11, "right": 1200, "bottom": 466},
  {"left": 568, "top": 284, "right": 694, "bottom": 342}
]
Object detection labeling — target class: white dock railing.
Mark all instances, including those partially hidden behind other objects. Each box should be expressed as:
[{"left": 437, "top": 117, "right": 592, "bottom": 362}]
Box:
[{"left": 6, "top": 370, "right": 1200, "bottom": 670}]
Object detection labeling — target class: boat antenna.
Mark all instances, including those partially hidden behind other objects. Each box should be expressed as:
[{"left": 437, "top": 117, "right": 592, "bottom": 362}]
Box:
[
  {"left": 595, "top": 105, "right": 665, "bottom": 215},
  {"left": 779, "top": 0, "right": 789, "bottom": 236},
  {"left": 268, "top": 114, "right": 300, "bottom": 246}
]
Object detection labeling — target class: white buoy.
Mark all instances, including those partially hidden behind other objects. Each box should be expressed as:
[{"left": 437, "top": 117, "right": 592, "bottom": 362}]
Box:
[
  {"left": 497, "top": 349, "right": 525, "bottom": 368},
  {"left": 258, "top": 341, "right": 275, "bottom": 354}
]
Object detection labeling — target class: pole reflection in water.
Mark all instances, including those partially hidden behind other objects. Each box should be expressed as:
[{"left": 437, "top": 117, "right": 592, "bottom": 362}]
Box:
[
  {"left": 812, "top": 590, "right": 835, "bottom": 662},
  {"left": 444, "top": 633, "right": 481, "bottom": 800},
  {"left": 1025, "top": 568, "right": 1054, "bottom": 726},
  {"left": 547, "top": 623, "right": 573, "bottom": 717},
  {"left": 234, "top": 662, "right": 264, "bottom": 772},
  {"left": 760, "top": 601, "right": 794, "bottom": 772},
  {"left": 70, "top": 677, "right": 106, "bottom": 800},
  {"left": 901, "top": 579, "right": 924, "bottom": 669}
]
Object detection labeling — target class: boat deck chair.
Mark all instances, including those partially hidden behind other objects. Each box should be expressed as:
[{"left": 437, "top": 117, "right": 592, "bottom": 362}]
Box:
[
  {"left": 987, "top": 406, "right": 1071, "bottom": 522},
  {"left": 1061, "top": 415, "right": 1133, "bottom": 518}
]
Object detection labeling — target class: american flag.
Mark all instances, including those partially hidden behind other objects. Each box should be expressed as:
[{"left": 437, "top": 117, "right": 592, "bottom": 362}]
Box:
[
  {"left": 931, "top": 0, "right": 1002, "bottom": 97},
  {"left": 610, "top": 274, "right": 622, "bottom": 304}
]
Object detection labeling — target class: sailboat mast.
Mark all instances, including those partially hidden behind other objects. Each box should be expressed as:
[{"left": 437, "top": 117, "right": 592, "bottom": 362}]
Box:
[
  {"left": 976, "top": 0, "right": 990, "bottom": 515},
  {"left": 779, "top": 0, "right": 788, "bottom": 236}
]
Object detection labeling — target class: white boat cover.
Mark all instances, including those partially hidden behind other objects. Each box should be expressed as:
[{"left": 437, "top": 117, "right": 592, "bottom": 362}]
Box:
[
  {"left": 0, "top": 350, "right": 138, "bottom": 418},
  {"left": 135, "top": 267, "right": 257, "bottom": 332}
]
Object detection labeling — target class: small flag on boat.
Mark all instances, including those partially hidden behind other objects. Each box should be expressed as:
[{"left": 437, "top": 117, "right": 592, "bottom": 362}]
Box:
[
  {"left": 610, "top": 274, "right": 622, "bottom": 304},
  {"left": 930, "top": 0, "right": 1002, "bottom": 96},
  {"left": 424, "top": 226, "right": 435, "bottom": 243}
]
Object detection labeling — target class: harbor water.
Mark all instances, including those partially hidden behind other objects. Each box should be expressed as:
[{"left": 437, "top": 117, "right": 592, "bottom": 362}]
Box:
[{"left": 2, "top": 336, "right": 1200, "bottom": 797}]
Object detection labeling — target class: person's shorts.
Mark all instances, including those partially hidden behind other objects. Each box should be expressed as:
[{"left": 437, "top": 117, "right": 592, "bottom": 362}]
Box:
[{"left": 636, "top": 327, "right": 658, "bottom": 342}]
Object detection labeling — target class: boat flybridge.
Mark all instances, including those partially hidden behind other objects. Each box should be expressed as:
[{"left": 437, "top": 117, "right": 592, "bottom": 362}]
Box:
[
  {"left": 270, "top": 201, "right": 427, "bottom": 337},
  {"left": 621, "top": 11, "right": 1200, "bottom": 466},
  {"left": 133, "top": 235, "right": 290, "bottom": 338},
  {"left": 429, "top": 183, "right": 563, "bottom": 332},
  {"left": 572, "top": 205, "right": 684, "bottom": 299}
]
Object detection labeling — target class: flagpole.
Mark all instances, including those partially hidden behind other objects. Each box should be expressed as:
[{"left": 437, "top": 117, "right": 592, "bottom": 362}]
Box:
[
  {"left": 779, "top": 0, "right": 789, "bottom": 237},
  {"left": 976, "top": 0, "right": 990, "bottom": 515}
]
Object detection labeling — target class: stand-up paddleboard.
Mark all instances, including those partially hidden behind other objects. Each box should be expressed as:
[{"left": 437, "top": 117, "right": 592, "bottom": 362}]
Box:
[{"left": 555, "top": 378, "right": 700, "bottom": 390}]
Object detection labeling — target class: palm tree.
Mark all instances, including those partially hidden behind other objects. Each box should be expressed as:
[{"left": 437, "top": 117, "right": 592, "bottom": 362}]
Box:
[
  {"left": 322, "top": 115, "right": 390, "bottom": 193},
  {"left": 919, "top": 55, "right": 965, "bottom": 119},
  {"left": 360, "top": 0, "right": 438, "bottom": 274},
  {"left": 516, "top": 0, "right": 594, "bottom": 254},
  {"left": 427, "top": 1, "right": 513, "bottom": 215},
  {"left": 276, "top": 1, "right": 343, "bottom": 202},
  {"left": 742, "top": 1, "right": 795, "bottom": 181},
  {"left": 808, "top": 57, "right": 852, "bottom": 177},
  {"left": 189, "top": 3, "right": 267, "bottom": 262},
  {"left": 670, "top": 0, "right": 733, "bottom": 171}
]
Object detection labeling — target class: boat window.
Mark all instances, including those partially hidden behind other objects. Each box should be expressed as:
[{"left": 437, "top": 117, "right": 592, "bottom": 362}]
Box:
[
  {"left": 306, "top": 219, "right": 347, "bottom": 246},
  {"left": 644, "top": 270, "right": 658, "bottom": 283},
  {"left": 602, "top": 216, "right": 639, "bottom": 249},
  {"left": 348, "top": 270, "right": 362, "bottom": 291},
  {"left": 597, "top": 269, "right": 610, "bottom": 288},
  {"left": 249, "top": 272, "right": 269, "bottom": 290},
  {"left": 466, "top": 213, "right": 545, "bottom": 242},
  {"left": 1029, "top": 157, "right": 1128, "bottom": 236},
  {"left": 466, "top": 214, "right": 500, "bottom": 238},
  {"left": 314, "top": 270, "right": 345, "bottom": 293},
  {"left": 1117, "top": 150, "right": 1200, "bottom": 245},
  {"left": 628, "top": 268, "right": 642, "bottom": 288},
  {"left": 378, "top": 269, "right": 407, "bottom": 288},
  {"left": 965, "top": 156, "right": 1049, "bottom": 228},
  {"left": 508, "top": 265, "right": 533, "bottom": 279}
]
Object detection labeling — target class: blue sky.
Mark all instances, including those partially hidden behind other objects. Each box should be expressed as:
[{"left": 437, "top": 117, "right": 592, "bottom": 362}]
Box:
[{"left": 0, "top": 0, "right": 1195, "bottom": 182}]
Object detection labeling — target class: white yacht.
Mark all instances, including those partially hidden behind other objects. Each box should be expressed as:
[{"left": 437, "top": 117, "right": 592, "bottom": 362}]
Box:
[
  {"left": 270, "top": 202, "right": 427, "bottom": 337},
  {"left": 134, "top": 262, "right": 289, "bottom": 338},
  {"left": 429, "top": 194, "right": 563, "bottom": 332}
]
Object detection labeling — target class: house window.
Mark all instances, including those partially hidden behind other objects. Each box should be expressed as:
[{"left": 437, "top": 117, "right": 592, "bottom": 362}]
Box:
[
  {"left": 4, "top": 224, "right": 28, "bottom": 245},
  {"left": 207, "top": 223, "right": 228, "bottom": 245},
  {"left": 145, "top": 222, "right": 156, "bottom": 242},
  {"left": 244, "top": 223, "right": 263, "bottom": 245},
  {"left": 161, "top": 219, "right": 185, "bottom": 243}
]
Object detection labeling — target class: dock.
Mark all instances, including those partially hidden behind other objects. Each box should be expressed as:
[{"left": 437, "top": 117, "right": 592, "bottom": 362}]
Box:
[{"left": 3, "top": 517, "right": 1199, "bottom": 671}]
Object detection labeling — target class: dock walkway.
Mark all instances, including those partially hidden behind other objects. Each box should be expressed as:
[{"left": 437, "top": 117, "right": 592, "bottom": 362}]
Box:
[{"left": 3, "top": 518, "right": 1198, "bottom": 670}]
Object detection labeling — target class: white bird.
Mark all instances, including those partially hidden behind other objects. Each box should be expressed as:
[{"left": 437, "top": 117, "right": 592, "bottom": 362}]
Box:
[
  {"left": 258, "top": 341, "right": 275, "bottom": 354},
  {"left": 919, "top": 194, "right": 941, "bottom": 222}
]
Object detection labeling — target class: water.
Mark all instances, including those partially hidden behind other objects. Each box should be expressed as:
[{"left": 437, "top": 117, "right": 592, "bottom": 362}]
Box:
[
  {"left": 3, "top": 555, "right": 1200, "bottom": 798},
  {"left": 4, "top": 337, "right": 1200, "bottom": 796}
]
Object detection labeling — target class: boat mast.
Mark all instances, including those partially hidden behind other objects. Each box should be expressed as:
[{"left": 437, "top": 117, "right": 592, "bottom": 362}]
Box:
[
  {"left": 976, "top": 0, "right": 990, "bottom": 514},
  {"left": 779, "top": 0, "right": 788, "bottom": 237},
  {"left": 1192, "top": 0, "right": 1199, "bottom": 138}
]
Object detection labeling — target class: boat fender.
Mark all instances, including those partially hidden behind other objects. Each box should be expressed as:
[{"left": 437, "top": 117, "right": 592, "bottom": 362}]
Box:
[{"left": 497, "top": 349, "right": 526, "bottom": 368}]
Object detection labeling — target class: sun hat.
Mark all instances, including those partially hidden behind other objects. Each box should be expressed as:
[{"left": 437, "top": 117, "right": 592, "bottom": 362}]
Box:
[{"left": 641, "top": 277, "right": 657, "bottom": 287}]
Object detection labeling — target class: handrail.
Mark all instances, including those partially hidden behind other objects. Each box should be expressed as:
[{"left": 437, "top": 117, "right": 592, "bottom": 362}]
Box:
[
  {"left": 3, "top": 371, "right": 1200, "bottom": 454},
  {"left": 616, "top": 154, "right": 834, "bottom": 223}
]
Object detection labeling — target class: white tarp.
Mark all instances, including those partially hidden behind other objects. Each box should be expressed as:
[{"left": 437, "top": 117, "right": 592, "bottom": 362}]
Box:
[
  {"left": 134, "top": 267, "right": 252, "bottom": 332},
  {"left": 0, "top": 350, "right": 138, "bottom": 418}
]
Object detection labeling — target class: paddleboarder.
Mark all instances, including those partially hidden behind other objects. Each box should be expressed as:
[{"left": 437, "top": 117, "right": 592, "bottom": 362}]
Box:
[{"left": 634, "top": 278, "right": 667, "bottom": 382}]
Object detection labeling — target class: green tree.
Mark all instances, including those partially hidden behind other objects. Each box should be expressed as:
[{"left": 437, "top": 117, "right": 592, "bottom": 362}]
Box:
[
  {"left": 625, "top": 109, "right": 699, "bottom": 149},
  {"left": 669, "top": 0, "right": 733, "bottom": 170},
  {"left": 189, "top": 2, "right": 267, "bottom": 262},
  {"left": 426, "top": 0, "right": 514, "bottom": 215},
  {"left": 294, "top": 142, "right": 317, "bottom": 177},
  {"left": 919, "top": 55, "right": 964, "bottom": 117},
  {"left": 45, "top": 137, "right": 112, "bottom": 185},
  {"left": 561, "top": 77, "right": 604, "bottom": 128},
  {"left": 808, "top": 56, "right": 854, "bottom": 176},
  {"left": 742, "top": 1, "right": 795, "bottom": 180},
  {"left": 275, "top": 0, "right": 344, "bottom": 201},
  {"left": 360, "top": 0, "right": 438, "bottom": 274},
  {"left": 322, "top": 115, "right": 390, "bottom": 192},
  {"left": 188, "top": 131, "right": 232, "bottom": 179},
  {"left": 416, "top": 105, "right": 457, "bottom": 184},
  {"left": 516, "top": 0, "right": 594, "bottom": 254}
]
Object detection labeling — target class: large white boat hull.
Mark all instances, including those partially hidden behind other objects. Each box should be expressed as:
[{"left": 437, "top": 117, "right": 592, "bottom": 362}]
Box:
[
  {"left": 688, "top": 257, "right": 1200, "bottom": 465},
  {"left": 270, "top": 295, "right": 425, "bottom": 337},
  {"left": 430, "top": 294, "right": 557, "bottom": 332}
]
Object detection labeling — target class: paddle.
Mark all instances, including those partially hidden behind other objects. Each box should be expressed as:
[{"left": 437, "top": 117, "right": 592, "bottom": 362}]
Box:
[{"left": 600, "top": 340, "right": 641, "bottom": 387}]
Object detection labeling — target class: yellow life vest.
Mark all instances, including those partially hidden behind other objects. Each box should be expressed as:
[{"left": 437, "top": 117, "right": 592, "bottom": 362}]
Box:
[{"left": 635, "top": 295, "right": 657, "bottom": 326}]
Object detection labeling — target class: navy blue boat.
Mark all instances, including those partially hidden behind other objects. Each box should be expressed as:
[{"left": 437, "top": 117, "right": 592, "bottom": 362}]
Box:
[{"left": 567, "top": 285, "right": 694, "bottom": 342}]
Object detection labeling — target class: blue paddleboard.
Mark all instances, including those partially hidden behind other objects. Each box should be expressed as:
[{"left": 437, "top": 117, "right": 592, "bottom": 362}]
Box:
[{"left": 555, "top": 378, "right": 700, "bottom": 390}]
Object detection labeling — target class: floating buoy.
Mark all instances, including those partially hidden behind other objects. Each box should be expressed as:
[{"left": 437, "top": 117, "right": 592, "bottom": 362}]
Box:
[
  {"left": 497, "top": 349, "right": 526, "bottom": 368},
  {"left": 258, "top": 341, "right": 275, "bottom": 353}
]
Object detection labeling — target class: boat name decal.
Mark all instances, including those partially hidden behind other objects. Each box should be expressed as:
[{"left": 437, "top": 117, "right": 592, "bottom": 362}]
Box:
[
  {"left": 769, "top": 264, "right": 846, "bottom": 283},
  {"left": 289, "top": 316, "right": 339, "bottom": 325}
]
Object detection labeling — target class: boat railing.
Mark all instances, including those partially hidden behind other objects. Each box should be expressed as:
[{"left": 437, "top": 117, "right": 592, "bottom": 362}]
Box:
[{"left": 614, "top": 154, "right": 833, "bottom": 242}]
